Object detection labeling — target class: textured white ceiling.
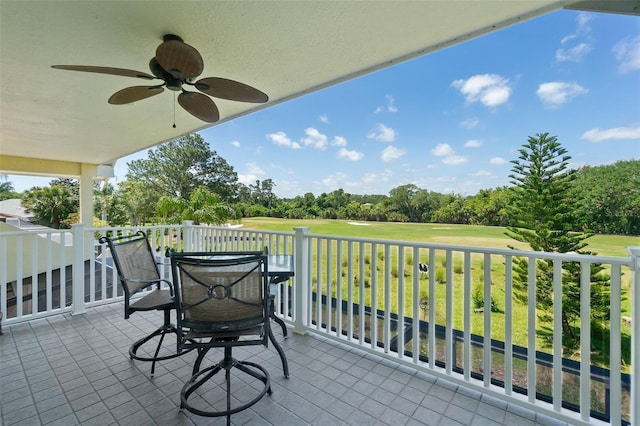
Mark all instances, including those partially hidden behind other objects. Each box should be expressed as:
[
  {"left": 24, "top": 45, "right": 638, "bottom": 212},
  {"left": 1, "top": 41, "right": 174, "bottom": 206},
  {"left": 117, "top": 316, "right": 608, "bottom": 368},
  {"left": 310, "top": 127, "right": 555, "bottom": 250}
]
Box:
[{"left": 2, "top": 0, "right": 631, "bottom": 177}]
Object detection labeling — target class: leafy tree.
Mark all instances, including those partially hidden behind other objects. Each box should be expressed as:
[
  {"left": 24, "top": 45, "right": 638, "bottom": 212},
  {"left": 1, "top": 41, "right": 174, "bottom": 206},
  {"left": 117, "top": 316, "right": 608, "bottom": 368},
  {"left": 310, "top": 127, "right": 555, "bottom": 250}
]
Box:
[
  {"left": 157, "top": 186, "right": 237, "bottom": 225},
  {"left": 465, "top": 187, "right": 512, "bottom": 226},
  {"left": 432, "top": 194, "right": 470, "bottom": 224},
  {"left": 94, "top": 181, "right": 128, "bottom": 226},
  {"left": 0, "top": 175, "right": 16, "bottom": 201},
  {"left": 49, "top": 178, "right": 79, "bottom": 198},
  {"left": 22, "top": 185, "right": 78, "bottom": 228},
  {"left": 386, "top": 184, "right": 420, "bottom": 222},
  {"left": 126, "top": 133, "right": 238, "bottom": 201},
  {"left": 117, "top": 180, "right": 159, "bottom": 226},
  {"left": 506, "top": 133, "right": 609, "bottom": 346},
  {"left": 573, "top": 160, "right": 640, "bottom": 235}
]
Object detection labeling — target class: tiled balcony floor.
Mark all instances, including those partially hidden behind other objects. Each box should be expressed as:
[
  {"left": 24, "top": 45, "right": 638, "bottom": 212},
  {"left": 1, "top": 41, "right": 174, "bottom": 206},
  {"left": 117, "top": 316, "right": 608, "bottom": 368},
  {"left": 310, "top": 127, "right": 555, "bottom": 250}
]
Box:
[{"left": 1, "top": 304, "right": 570, "bottom": 426}]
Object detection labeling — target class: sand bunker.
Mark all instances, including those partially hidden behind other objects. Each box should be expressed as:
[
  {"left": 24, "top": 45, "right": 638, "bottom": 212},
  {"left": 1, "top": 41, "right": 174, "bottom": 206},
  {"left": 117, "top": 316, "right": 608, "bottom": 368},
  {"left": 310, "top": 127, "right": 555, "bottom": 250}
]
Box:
[{"left": 348, "top": 222, "right": 370, "bottom": 226}]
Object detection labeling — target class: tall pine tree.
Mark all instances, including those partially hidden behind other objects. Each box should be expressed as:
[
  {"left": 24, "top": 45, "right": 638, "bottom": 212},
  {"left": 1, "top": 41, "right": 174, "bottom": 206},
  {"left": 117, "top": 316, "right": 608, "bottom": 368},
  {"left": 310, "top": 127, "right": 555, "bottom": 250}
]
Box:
[{"left": 506, "top": 133, "right": 609, "bottom": 347}]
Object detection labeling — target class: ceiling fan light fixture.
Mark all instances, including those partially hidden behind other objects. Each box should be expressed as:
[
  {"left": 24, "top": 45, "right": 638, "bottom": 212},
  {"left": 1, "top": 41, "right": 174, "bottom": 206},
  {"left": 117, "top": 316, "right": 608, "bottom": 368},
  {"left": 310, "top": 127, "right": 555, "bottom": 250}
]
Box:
[
  {"left": 52, "top": 33, "right": 268, "bottom": 124},
  {"left": 165, "top": 77, "right": 182, "bottom": 91}
]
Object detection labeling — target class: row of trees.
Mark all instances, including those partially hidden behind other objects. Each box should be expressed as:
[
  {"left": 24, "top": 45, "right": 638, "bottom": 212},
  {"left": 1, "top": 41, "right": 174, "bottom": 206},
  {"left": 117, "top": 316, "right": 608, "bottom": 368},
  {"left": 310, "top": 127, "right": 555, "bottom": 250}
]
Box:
[{"left": 3, "top": 133, "right": 638, "bottom": 236}]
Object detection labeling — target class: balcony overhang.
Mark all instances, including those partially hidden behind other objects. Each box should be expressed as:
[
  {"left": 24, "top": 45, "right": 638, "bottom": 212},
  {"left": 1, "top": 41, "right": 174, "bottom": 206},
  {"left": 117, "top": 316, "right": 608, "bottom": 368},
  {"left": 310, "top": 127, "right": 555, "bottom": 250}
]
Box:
[{"left": 3, "top": 1, "right": 634, "bottom": 178}]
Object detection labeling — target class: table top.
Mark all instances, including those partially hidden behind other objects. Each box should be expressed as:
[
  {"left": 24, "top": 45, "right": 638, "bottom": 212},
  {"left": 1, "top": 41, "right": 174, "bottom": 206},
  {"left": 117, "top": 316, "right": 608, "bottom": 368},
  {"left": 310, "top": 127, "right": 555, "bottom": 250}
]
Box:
[
  {"left": 198, "top": 253, "right": 294, "bottom": 278},
  {"left": 266, "top": 254, "right": 294, "bottom": 277}
]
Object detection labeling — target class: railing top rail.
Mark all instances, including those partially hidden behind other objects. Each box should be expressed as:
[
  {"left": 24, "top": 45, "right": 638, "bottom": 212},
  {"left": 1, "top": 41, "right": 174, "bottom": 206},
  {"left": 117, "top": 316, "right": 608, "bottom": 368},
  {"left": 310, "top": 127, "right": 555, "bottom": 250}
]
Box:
[
  {"left": 198, "top": 225, "right": 295, "bottom": 237},
  {"left": 305, "top": 231, "right": 634, "bottom": 265},
  {"left": 0, "top": 229, "right": 72, "bottom": 236}
]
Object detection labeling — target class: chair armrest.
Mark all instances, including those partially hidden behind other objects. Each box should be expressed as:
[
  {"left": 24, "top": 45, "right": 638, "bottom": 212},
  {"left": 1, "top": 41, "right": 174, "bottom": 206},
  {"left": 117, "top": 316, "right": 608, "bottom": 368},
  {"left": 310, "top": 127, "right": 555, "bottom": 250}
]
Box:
[{"left": 127, "top": 278, "right": 175, "bottom": 297}]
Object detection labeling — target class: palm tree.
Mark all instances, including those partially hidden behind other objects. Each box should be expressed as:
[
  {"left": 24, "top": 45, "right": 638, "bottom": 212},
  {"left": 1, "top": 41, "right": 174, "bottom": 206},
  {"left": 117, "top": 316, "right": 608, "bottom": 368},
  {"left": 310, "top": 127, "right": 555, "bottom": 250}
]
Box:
[
  {"left": 0, "top": 175, "right": 15, "bottom": 201},
  {"left": 157, "top": 186, "right": 237, "bottom": 225}
]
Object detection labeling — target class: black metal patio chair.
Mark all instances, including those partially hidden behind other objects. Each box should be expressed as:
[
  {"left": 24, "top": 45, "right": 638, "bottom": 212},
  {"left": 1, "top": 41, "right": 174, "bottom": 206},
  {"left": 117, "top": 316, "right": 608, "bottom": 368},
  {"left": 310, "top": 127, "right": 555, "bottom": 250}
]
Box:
[
  {"left": 99, "top": 231, "right": 187, "bottom": 375},
  {"left": 170, "top": 249, "right": 272, "bottom": 424}
]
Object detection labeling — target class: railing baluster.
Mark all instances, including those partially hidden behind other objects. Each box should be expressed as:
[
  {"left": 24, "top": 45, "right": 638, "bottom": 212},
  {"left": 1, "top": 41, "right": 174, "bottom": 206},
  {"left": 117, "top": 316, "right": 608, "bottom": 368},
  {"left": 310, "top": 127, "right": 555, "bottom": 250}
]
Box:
[
  {"left": 326, "top": 239, "right": 333, "bottom": 334},
  {"left": 580, "top": 260, "right": 591, "bottom": 421},
  {"left": 609, "top": 264, "right": 622, "bottom": 425},
  {"left": 445, "top": 249, "right": 453, "bottom": 374},
  {"left": 483, "top": 253, "right": 491, "bottom": 388},
  {"left": 504, "top": 255, "right": 513, "bottom": 396},
  {"left": 384, "top": 244, "right": 391, "bottom": 353},
  {"left": 16, "top": 236, "right": 23, "bottom": 318},
  {"left": 527, "top": 256, "right": 536, "bottom": 403},
  {"left": 463, "top": 251, "right": 471, "bottom": 381},
  {"left": 397, "top": 245, "right": 405, "bottom": 358},
  {"left": 428, "top": 247, "right": 436, "bottom": 369},
  {"left": 552, "top": 259, "right": 563, "bottom": 412},
  {"left": 46, "top": 233, "right": 53, "bottom": 312},
  {"left": 370, "top": 242, "right": 378, "bottom": 350},
  {"left": 347, "top": 241, "right": 354, "bottom": 341},
  {"left": 412, "top": 246, "right": 420, "bottom": 363},
  {"left": 336, "top": 240, "right": 343, "bottom": 338},
  {"left": 359, "top": 242, "right": 365, "bottom": 346},
  {"left": 315, "top": 238, "right": 322, "bottom": 331},
  {"left": 31, "top": 233, "right": 38, "bottom": 315}
]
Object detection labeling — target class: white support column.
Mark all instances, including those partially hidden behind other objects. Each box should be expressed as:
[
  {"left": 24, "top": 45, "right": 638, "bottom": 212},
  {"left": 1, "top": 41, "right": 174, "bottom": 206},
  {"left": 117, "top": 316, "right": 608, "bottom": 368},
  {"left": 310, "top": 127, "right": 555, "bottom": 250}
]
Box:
[
  {"left": 71, "top": 224, "right": 86, "bottom": 315},
  {"left": 628, "top": 246, "right": 640, "bottom": 426},
  {"left": 293, "top": 227, "right": 309, "bottom": 335},
  {"left": 79, "top": 164, "right": 97, "bottom": 227}
]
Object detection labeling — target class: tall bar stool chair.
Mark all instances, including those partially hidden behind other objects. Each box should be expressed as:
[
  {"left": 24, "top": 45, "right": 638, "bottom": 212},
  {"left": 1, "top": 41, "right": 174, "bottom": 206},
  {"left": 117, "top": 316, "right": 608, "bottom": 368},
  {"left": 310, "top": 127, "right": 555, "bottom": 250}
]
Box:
[
  {"left": 100, "top": 231, "right": 187, "bottom": 375},
  {"left": 170, "top": 249, "right": 272, "bottom": 425}
]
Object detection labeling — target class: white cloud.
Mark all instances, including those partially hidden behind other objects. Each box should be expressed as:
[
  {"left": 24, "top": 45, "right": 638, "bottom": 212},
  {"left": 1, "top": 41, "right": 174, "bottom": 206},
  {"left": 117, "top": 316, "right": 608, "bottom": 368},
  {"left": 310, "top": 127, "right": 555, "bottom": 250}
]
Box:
[
  {"left": 319, "top": 114, "right": 329, "bottom": 124},
  {"left": 320, "top": 172, "right": 350, "bottom": 188},
  {"left": 442, "top": 155, "right": 468, "bottom": 165},
  {"left": 432, "top": 143, "right": 455, "bottom": 156},
  {"left": 613, "top": 36, "right": 640, "bottom": 73},
  {"left": 374, "top": 94, "right": 398, "bottom": 113},
  {"left": 237, "top": 162, "right": 265, "bottom": 185},
  {"left": 556, "top": 12, "right": 592, "bottom": 62},
  {"left": 556, "top": 43, "right": 591, "bottom": 62},
  {"left": 337, "top": 147, "right": 364, "bottom": 161},
  {"left": 266, "top": 131, "right": 301, "bottom": 149},
  {"left": 451, "top": 74, "right": 512, "bottom": 107},
  {"left": 301, "top": 127, "right": 328, "bottom": 150},
  {"left": 581, "top": 125, "right": 640, "bottom": 142},
  {"left": 460, "top": 117, "right": 480, "bottom": 129},
  {"left": 471, "top": 170, "right": 492, "bottom": 177},
  {"left": 381, "top": 145, "right": 406, "bottom": 162},
  {"left": 464, "top": 139, "right": 482, "bottom": 148},
  {"left": 363, "top": 169, "right": 393, "bottom": 183},
  {"left": 536, "top": 81, "right": 588, "bottom": 108},
  {"left": 231, "top": 140, "right": 240, "bottom": 148},
  {"left": 331, "top": 136, "right": 348, "bottom": 147},
  {"left": 490, "top": 157, "right": 507, "bottom": 165},
  {"left": 367, "top": 123, "right": 396, "bottom": 142}
]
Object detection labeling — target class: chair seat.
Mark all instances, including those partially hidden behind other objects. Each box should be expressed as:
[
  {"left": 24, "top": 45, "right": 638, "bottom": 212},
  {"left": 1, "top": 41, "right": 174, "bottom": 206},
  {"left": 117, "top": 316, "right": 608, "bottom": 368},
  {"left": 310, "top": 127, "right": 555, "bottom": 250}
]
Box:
[
  {"left": 130, "top": 288, "right": 174, "bottom": 311},
  {"left": 185, "top": 326, "right": 263, "bottom": 340}
]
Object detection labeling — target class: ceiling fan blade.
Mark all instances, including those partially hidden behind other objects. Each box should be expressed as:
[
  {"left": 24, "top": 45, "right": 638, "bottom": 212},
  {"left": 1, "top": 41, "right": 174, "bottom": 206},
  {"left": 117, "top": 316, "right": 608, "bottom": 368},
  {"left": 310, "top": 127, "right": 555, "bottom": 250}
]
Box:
[
  {"left": 178, "top": 91, "right": 219, "bottom": 123},
  {"left": 155, "top": 40, "right": 204, "bottom": 80},
  {"left": 51, "top": 65, "right": 155, "bottom": 80},
  {"left": 195, "top": 77, "right": 268, "bottom": 103},
  {"left": 108, "top": 86, "right": 164, "bottom": 105}
]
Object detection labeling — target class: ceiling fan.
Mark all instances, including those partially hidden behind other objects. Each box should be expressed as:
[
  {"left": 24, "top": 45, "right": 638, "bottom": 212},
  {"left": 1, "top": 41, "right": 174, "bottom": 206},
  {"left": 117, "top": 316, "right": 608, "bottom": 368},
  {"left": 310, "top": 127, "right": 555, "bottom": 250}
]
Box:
[{"left": 51, "top": 34, "right": 268, "bottom": 123}]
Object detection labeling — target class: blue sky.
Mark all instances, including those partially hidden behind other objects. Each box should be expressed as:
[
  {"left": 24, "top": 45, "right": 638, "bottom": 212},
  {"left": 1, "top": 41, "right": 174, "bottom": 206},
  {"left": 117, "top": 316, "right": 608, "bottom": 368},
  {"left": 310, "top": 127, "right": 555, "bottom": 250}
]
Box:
[{"left": 8, "top": 9, "right": 640, "bottom": 198}]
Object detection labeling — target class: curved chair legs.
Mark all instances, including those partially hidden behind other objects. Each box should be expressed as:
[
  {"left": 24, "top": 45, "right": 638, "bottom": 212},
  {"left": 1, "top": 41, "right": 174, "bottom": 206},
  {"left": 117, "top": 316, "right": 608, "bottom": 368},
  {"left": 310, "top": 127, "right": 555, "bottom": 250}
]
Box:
[
  {"left": 129, "top": 309, "right": 190, "bottom": 375},
  {"left": 180, "top": 346, "right": 271, "bottom": 425}
]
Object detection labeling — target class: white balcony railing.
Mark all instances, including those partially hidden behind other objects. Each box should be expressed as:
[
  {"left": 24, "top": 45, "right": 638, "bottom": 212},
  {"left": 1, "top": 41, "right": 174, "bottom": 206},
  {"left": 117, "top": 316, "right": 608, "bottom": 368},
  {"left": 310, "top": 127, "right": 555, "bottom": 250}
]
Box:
[{"left": 1, "top": 222, "right": 638, "bottom": 425}]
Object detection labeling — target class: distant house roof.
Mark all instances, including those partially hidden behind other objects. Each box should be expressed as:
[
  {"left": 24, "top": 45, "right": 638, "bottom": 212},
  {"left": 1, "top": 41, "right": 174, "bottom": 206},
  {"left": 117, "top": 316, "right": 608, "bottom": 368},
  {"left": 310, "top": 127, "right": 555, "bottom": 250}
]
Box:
[{"left": 0, "top": 198, "right": 32, "bottom": 221}]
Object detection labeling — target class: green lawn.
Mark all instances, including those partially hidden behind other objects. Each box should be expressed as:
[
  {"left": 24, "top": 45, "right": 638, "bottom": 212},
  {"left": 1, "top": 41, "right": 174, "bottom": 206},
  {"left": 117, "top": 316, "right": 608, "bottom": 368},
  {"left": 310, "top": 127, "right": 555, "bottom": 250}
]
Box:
[
  {"left": 240, "top": 217, "right": 635, "bottom": 370},
  {"left": 240, "top": 217, "right": 637, "bottom": 256}
]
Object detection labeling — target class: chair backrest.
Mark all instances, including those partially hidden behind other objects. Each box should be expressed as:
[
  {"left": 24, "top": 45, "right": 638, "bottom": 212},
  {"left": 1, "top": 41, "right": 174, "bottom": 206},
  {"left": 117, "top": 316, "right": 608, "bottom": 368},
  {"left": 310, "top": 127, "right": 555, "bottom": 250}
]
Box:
[
  {"left": 99, "top": 231, "right": 161, "bottom": 300},
  {"left": 170, "top": 251, "right": 269, "bottom": 338}
]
